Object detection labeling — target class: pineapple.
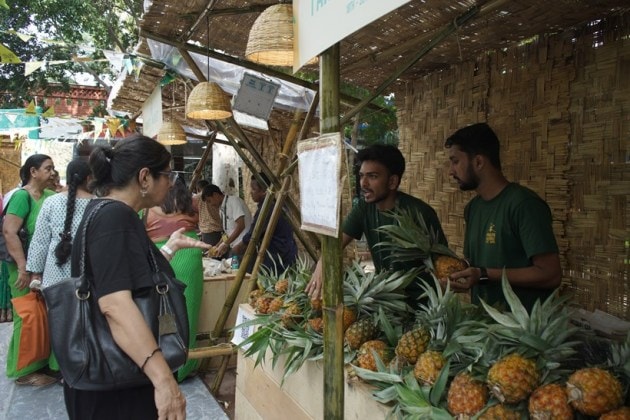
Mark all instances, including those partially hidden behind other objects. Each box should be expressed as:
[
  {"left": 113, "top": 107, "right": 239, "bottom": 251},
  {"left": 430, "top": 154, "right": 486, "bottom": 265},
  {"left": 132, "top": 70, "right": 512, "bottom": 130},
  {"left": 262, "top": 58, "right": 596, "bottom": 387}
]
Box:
[
  {"left": 344, "top": 318, "right": 377, "bottom": 350},
  {"left": 268, "top": 296, "right": 284, "bottom": 314},
  {"left": 374, "top": 207, "right": 466, "bottom": 279},
  {"left": 433, "top": 254, "right": 468, "bottom": 280},
  {"left": 487, "top": 353, "right": 539, "bottom": 403},
  {"left": 274, "top": 278, "right": 289, "bottom": 294},
  {"left": 447, "top": 372, "right": 489, "bottom": 417},
  {"left": 566, "top": 368, "right": 623, "bottom": 416},
  {"left": 357, "top": 340, "right": 393, "bottom": 371},
  {"left": 395, "top": 327, "right": 430, "bottom": 364},
  {"left": 600, "top": 407, "right": 630, "bottom": 419},
  {"left": 254, "top": 294, "right": 274, "bottom": 314},
  {"left": 342, "top": 306, "right": 357, "bottom": 331},
  {"left": 307, "top": 317, "right": 323, "bottom": 333},
  {"left": 280, "top": 302, "right": 302, "bottom": 329},
  {"left": 248, "top": 289, "right": 263, "bottom": 307},
  {"left": 310, "top": 298, "right": 323, "bottom": 312},
  {"left": 478, "top": 404, "right": 520, "bottom": 420},
  {"left": 413, "top": 350, "right": 446, "bottom": 385},
  {"left": 528, "top": 383, "right": 573, "bottom": 420}
]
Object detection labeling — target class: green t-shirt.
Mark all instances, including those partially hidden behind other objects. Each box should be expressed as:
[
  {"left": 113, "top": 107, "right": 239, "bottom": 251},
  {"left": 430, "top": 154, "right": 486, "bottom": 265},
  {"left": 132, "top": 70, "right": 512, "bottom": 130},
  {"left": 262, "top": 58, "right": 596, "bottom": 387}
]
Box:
[
  {"left": 6, "top": 188, "right": 55, "bottom": 244},
  {"left": 343, "top": 192, "right": 447, "bottom": 304},
  {"left": 464, "top": 183, "right": 559, "bottom": 311}
]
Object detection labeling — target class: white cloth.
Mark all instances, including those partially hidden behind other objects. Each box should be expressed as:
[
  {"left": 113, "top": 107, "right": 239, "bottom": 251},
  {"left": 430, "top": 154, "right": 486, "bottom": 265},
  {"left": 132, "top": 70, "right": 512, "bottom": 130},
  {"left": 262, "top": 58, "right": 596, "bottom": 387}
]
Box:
[
  {"left": 219, "top": 194, "right": 252, "bottom": 246},
  {"left": 1, "top": 187, "right": 20, "bottom": 211},
  {"left": 25, "top": 193, "right": 92, "bottom": 287}
]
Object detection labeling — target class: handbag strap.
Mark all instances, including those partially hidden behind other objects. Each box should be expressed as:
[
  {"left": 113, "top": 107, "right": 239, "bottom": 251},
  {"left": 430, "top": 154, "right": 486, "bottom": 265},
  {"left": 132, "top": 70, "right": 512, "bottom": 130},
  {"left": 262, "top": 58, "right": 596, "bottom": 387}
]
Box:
[{"left": 76, "top": 199, "right": 115, "bottom": 277}]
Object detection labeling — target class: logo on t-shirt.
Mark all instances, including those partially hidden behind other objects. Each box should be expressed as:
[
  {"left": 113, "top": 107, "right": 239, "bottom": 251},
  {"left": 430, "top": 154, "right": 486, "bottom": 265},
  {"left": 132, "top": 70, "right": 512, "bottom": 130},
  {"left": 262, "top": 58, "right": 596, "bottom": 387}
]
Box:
[{"left": 485, "top": 223, "right": 496, "bottom": 245}]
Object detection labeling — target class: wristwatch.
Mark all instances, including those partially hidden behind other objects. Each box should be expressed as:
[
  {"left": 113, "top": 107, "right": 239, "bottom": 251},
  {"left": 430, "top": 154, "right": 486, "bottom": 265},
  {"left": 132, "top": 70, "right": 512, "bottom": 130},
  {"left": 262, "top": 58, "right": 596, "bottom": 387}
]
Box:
[{"left": 478, "top": 267, "right": 489, "bottom": 285}]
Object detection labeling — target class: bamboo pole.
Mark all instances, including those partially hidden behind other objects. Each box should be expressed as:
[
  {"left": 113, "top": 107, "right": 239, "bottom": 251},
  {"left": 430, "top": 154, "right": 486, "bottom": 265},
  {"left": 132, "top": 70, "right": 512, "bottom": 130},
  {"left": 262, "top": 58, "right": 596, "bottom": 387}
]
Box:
[
  {"left": 248, "top": 175, "right": 292, "bottom": 292},
  {"left": 320, "top": 44, "right": 344, "bottom": 420},
  {"left": 187, "top": 343, "right": 236, "bottom": 359},
  {"left": 189, "top": 131, "right": 216, "bottom": 192},
  {"left": 214, "top": 120, "right": 319, "bottom": 261}
]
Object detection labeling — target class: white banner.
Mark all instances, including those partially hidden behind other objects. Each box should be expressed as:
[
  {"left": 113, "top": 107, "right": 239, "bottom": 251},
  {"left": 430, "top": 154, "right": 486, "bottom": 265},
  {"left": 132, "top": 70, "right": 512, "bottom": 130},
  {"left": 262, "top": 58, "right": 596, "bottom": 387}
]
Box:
[
  {"left": 293, "top": 0, "right": 411, "bottom": 71},
  {"left": 142, "top": 85, "right": 162, "bottom": 139}
]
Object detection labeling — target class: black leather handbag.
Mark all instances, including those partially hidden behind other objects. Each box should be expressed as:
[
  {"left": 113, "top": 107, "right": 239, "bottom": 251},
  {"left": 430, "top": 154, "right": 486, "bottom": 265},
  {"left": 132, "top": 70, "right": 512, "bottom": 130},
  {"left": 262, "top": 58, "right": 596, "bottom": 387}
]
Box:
[{"left": 42, "top": 200, "right": 189, "bottom": 391}]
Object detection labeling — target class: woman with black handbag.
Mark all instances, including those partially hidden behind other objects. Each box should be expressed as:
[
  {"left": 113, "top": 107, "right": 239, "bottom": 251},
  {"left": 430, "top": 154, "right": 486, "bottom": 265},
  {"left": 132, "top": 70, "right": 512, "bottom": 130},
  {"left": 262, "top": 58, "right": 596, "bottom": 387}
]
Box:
[{"left": 61, "top": 135, "right": 210, "bottom": 419}]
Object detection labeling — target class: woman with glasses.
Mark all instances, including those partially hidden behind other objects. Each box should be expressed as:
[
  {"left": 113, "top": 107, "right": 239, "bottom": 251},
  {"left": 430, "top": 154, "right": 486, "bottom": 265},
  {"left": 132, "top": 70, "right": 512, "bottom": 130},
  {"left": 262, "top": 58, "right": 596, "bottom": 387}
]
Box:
[
  {"left": 144, "top": 176, "right": 203, "bottom": 382},
  {"left": 61, "top": 134, "right": 209, "bottom": 419}
]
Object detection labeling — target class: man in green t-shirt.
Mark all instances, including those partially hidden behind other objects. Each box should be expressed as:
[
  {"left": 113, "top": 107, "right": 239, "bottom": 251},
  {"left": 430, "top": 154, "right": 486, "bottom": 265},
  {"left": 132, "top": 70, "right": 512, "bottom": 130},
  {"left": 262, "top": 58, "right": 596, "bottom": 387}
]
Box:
[
  {"left": 305, "top": 144, "right": 447, "bottom": 307},
  {"left": 443, "top": 123, "right": 561, "bottom": 312}
]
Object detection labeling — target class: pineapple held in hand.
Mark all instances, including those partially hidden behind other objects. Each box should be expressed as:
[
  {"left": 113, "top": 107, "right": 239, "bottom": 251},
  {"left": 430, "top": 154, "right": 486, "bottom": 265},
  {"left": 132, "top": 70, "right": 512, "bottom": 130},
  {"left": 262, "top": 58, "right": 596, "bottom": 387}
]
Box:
[{"left": 375, "top": 208, "right": 466, "bottom": 279}]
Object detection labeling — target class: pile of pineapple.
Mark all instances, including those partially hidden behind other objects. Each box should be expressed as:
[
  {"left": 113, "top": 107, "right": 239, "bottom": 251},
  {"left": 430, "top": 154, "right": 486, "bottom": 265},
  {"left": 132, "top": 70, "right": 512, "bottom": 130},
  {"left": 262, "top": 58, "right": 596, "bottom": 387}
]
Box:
[
  {"left": 239, "top": 258, "right": 630, "bottom": 418},
  {"left": 351, "top": 274, "right": 630, "bottom": 419}
]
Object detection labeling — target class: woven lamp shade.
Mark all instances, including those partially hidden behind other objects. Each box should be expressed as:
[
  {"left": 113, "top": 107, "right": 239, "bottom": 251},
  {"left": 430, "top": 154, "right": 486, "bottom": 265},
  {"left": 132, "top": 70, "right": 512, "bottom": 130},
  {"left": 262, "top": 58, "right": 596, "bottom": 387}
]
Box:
[
  {"left": 246, "top": 3, "right": 295, "bottom": 66},
  {"left": 157, "top": 121, "right": 187, "bottom": 145},
  {"left": 186, "top": 82, "right": 232, "bottom": 120}
]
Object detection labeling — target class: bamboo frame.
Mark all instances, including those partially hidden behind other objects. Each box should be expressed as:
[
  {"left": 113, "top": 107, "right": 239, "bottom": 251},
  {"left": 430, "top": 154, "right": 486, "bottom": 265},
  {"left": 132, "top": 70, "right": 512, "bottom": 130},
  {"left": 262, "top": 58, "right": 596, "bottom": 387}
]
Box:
[
  {"left": 188, "top": 131, "right": 216, "bottom": 192},
  {"left": 320, "top": 44, "right": 344, "bottom": 420}
]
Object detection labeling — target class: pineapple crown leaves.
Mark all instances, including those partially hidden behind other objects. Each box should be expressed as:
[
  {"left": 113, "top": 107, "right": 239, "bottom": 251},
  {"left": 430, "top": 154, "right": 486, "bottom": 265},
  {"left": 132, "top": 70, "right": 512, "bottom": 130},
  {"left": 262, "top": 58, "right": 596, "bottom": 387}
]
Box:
[
  {"left": 374, "top": 207, "right": 457, "bottom": 264},
  {"left": 378, "top": 307, "right": 403, "bottom": 347},
  {"left": 392, "top": 370, "right": 452, "bottom": 418},
  {"left": 608, "top": 331, "right": 630, "bottom": 380},
  {"left": 343, "top": 262, "right": 416, "bottom": 319}
]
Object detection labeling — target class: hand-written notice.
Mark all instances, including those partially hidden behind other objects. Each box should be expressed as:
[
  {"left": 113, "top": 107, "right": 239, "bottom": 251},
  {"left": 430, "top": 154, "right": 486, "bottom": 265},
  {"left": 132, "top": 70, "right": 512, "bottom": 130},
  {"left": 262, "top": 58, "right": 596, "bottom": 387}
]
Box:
[{"left": 297, "top": 133, "right": 342, "bottom": 237}]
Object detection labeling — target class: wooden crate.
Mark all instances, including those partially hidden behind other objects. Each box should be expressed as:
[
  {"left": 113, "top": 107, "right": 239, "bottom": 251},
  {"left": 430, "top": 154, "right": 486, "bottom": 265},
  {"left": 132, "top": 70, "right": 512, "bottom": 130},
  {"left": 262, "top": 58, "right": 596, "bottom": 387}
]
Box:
[
  {"left": 235, "top": 305, "right": 391, "bottom": 420},
  {"left": 198, "top": 272, "right": 250, "bottom": 335}
]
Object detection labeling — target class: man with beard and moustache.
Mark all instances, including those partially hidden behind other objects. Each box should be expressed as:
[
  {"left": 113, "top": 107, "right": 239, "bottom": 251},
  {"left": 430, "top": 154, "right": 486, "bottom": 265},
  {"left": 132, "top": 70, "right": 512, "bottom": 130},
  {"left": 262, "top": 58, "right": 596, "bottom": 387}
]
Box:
[
  {"left": 305, "top": 144, "right": 446, "bottom": 309},
  {"left": 442, "top": 123, "right": 561, "bottom": 312}
]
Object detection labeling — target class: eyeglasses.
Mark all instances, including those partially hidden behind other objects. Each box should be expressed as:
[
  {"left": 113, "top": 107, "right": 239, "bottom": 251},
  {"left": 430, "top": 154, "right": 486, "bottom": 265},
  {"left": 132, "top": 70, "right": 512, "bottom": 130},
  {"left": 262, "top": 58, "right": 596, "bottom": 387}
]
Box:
[{"left": 159, "top": 171, "right": 179, "bottom": 184}]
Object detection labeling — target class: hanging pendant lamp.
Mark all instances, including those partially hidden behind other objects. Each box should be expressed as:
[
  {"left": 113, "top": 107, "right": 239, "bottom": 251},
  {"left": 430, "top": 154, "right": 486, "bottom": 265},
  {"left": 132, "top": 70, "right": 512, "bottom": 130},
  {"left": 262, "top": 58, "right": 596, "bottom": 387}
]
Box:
[
  {"left": 158, "top": 83, "right": 187, "bottom": 145},
  {"left": 157, "top": 120, "right": 187, "bottom": 146},
  {"left": 246, "top": 3, "right": 296, "bottom": 67},
  {"left": 185, "top": 81, "right": 232, "bottom": 120}
]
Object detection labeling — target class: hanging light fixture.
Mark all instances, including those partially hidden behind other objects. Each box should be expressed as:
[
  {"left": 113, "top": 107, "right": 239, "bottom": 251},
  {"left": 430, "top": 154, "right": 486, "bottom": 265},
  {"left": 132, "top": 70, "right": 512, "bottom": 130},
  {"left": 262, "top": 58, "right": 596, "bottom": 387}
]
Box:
[
  {"left": 158, "top": 82, "right": 187, "bottom": 145},
  {"left": 245, "top": 3, "right": 295, "bottom": 67},
  {"left": 186, "top": 15, "right": 232, "bottom": 120}
]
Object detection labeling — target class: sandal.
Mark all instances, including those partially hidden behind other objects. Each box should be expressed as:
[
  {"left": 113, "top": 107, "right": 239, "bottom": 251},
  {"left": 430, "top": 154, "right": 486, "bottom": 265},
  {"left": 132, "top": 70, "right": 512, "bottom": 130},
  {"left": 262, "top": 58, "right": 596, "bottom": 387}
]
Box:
[
  {"left": 15, "top": 372, "right": 57, "bottom": 387},
  {"left": 0, "top": 309, "right": 6, "bottom": 323},
  {"left": 6, "top": 311, "right": 11, "bottom": 323}
]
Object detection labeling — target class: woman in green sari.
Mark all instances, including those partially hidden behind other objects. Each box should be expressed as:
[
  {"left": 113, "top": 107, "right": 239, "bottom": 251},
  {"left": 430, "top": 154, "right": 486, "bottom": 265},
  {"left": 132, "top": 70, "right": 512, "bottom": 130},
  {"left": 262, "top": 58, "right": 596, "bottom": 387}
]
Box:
[
  {"left": 2, "top": 154, "right": 57, "bottom": 386},
  {"left": 145, "top": 176, "right": 203, "bottom": 381}
]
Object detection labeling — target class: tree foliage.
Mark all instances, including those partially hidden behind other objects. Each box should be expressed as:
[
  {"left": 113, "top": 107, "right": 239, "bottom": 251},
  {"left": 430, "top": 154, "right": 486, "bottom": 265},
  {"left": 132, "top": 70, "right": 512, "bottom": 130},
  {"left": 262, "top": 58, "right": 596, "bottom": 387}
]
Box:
[{"left": 0, "top": 0, "right": 142, "bottom": 108}]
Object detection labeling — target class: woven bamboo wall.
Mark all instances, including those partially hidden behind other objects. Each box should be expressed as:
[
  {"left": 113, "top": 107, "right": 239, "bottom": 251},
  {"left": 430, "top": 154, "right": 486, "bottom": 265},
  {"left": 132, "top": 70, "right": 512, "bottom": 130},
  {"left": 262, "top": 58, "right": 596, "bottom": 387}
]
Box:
[
  {"left": 0, "top": 142, "right": 21, "bottom": 195},
  {"left": 396, "top": 15, "right": 629, "bottom": 319}
]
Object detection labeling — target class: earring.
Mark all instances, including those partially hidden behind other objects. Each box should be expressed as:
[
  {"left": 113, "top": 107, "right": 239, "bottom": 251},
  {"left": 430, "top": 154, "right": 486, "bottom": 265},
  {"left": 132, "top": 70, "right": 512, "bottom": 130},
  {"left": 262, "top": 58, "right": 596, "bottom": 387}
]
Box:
[{"left": 141, "top": 188, "right": 147, "bottom": 198}]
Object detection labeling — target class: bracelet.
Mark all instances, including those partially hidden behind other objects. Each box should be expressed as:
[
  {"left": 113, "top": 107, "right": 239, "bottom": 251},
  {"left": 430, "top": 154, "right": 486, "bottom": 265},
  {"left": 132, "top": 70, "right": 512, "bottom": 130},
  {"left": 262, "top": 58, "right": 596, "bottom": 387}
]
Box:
[
  {"left": 140, "top": 347, "right": 162, "bottom": 372},
  {"left": 160, "top": 244, "right": 175, "bottom": 257}
]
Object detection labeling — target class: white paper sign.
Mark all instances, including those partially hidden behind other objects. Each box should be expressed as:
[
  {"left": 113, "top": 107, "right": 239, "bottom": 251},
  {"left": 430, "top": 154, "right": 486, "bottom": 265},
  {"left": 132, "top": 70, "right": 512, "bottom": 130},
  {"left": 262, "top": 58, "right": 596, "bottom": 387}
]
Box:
[
  {"left": 297, "top": 133, "right": 342, "bottom": 237},
  {"left": 232, "top": 73, "right": 281, "bottom": 120},
  {"left": 293, "top": 0, "right": 412, "bottom": 71},
  {"left": 142, "top": 85, "right": 162, "bottom": 139},
  {"left": 231, "top": 305, "right": 257, "bottom": 351}
]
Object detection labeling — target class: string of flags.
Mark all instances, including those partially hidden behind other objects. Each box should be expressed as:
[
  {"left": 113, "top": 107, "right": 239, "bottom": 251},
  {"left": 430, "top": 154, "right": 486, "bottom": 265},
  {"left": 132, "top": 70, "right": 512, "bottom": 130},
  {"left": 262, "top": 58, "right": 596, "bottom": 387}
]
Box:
[{"left": 0, "top": 29, "right": 145, "bottom": 78}]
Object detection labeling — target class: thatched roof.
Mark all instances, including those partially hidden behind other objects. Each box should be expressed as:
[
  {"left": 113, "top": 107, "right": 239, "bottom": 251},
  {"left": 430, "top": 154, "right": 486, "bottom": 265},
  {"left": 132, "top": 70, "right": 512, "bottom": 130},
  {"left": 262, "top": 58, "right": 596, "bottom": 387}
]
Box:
[{"left": 109, "top": 0, "right": 629, "bottom": 123}]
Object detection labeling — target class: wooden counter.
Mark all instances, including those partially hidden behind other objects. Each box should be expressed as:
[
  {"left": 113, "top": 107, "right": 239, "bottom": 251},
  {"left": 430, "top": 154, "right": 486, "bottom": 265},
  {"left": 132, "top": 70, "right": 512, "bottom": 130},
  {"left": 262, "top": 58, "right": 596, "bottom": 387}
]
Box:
[
  {"left": 234, "top": 304, "right": 390, "bottom": 420},
  {"left": 198, "top": 272, "right": 250, "bottom": 335}
]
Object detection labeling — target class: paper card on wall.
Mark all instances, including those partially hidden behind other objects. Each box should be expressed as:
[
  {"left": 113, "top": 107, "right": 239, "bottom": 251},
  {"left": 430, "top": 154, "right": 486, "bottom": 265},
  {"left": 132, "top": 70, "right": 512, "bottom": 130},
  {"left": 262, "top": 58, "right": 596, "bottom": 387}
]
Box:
[
  {"left": 231, "top": 306, "right": 257, "bottom": 351},
  {"left": 297, "top": 133, "right": 343, "bottom": 237}
]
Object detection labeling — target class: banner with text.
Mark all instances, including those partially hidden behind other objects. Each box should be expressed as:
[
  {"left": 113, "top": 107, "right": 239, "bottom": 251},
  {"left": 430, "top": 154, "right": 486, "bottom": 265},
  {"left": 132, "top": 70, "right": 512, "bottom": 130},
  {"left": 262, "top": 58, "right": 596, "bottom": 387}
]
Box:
[{"left": 293, "top": 0, "right": 411, "bottom": 71}]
